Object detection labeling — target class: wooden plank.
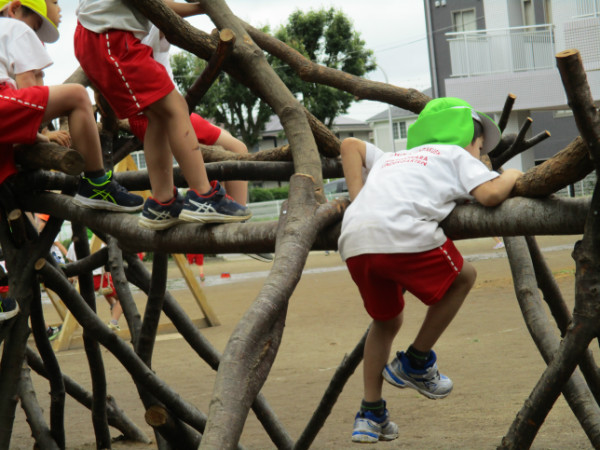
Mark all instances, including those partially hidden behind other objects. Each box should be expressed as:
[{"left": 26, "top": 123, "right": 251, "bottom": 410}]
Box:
[{"left": 173, "top": 254, "right": 220, "bottom": 326}]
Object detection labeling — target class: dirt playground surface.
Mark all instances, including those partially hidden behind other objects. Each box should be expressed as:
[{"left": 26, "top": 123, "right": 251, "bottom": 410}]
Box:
[{"left": 10, "top": 235, "right": 596, "bottom": 449}]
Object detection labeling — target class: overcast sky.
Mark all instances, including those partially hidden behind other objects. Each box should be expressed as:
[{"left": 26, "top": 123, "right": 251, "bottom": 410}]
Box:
[{"left": 44, "top": 0, "right": 431, "bottom": 121}]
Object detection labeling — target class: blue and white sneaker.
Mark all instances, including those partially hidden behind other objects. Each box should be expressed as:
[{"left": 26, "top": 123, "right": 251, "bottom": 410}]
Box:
[
  {"left": 351, "top": 407, "right": 398, "bottom": 443},
  {"left": 138, "top": 189, "right": 184, "bottom": 230},
  {"left": 73, "top": 170, "right": 144, "bottom": 212},
  {"left": 179, "top": 181, "right": 251, "bottom": 224},
  {"left": 382, "top": 350, "right": 453, "bottom": 399}
]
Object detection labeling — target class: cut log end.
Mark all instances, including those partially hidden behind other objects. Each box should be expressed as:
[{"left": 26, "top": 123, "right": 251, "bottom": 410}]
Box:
[{"left": 556, "top": 49, "right": 580, "bottom": 59}]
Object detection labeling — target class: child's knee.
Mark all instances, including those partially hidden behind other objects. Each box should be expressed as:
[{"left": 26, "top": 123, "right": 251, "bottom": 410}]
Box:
[{"left": 459, "top": 262, "right": 477, "bottom": 289}]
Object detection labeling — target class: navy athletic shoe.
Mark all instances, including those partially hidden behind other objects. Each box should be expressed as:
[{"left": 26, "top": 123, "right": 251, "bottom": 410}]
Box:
[
  {"left": 179, "top": 181, "right": 252, "bottom": 224},
  {"left": 73, "top": 170, "right": 143, "bottom": 212},
  {"left": 139, "top": 189, "right": 184, "bottom": 230}
]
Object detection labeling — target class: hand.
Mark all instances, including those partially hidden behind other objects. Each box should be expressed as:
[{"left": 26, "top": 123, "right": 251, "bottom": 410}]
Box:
[
  {"left": 44, "top": 130, "right": 72, "bottom": 148},
  {"left": 35, "top": 132, "right": 50, "bottom": 143}
]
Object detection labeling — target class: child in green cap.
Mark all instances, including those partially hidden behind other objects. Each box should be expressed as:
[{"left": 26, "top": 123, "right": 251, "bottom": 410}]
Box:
[{"left": 339, "top": 97, "right": 523, "bottom": 443}]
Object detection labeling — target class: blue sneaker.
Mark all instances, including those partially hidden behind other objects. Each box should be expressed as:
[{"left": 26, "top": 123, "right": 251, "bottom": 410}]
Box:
[
  {"left": 73, "top": 170, "right": 143, "bottom": 212},
  {"left": 0, "top": 297, "right": 19, "bottom": 321},
  {"left": 351, "top": 406, "right": 398, "bottom": 443},
  {"left": 179, "top": 181, "right": 252, "bottom": 224},
  {"left": 382, "top": 350, "right": 453, "bottom": 399},
  {"left": 138, "top": 189, "right": 184, "bottom": 230}
]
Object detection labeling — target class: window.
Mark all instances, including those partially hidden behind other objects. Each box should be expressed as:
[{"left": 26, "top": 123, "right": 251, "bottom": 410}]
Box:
[
  {"left": 452, "top": 9, "right": 476, "bottom": 32},
  {"left": 522, "top": 0, "right": 535, "bottom": 26},
  {"left": 398, "top": 122, "right": 407, "bottom": 139},
  {"left": 393, "top": 123, "right": 399, "bottom": 140}
]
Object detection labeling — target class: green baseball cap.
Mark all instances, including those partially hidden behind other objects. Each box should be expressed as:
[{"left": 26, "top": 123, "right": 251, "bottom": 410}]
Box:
[
  {"left": 406, "top": 97, "right": 501, "bottom": 154},
  {"left": 0, "top": 0, "right": 59, "bottom": 43}
]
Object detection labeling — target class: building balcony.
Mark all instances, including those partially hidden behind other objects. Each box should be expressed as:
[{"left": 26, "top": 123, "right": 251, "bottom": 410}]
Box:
[{"left": 446, "top": 25, "right": 556, "bottom": 78}]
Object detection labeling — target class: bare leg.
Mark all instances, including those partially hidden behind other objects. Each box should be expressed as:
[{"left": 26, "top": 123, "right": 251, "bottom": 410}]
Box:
[
  {"left": 44, "top": 84, "right": 103, "bottom": 172},
  {"left": 110, "top": 300, "right": 123, "bottom": 323},
  {"left": 214, "top": 130, "right": 248, "bottom": 205},
  {"left": 144, "top": 90, "right": 211, "bottom": 202},
  {"left": 411, "top": 261, "right": 476, "bottom": 352},
  {"left": 363, "top": 313, "right": 403, "bottom": 402}
]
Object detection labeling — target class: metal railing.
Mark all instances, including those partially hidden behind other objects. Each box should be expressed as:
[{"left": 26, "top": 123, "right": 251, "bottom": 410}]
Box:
[
  {"left": 574, "top": 0, "right": 600, "bottom": 18},
  {"left": 446, "top": 24, "right": 555, "bottom": 77}
]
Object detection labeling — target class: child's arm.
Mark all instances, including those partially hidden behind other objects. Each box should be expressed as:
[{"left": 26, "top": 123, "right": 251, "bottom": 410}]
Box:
[
  {"left": 164, "top": 1, "right": 204, "bottom": 18},
  {"left": 340, "top": 138, "right": 367, "bottom": 201},
  {"left": 470, "top": 169, "right": 523, "bottom": 207}
]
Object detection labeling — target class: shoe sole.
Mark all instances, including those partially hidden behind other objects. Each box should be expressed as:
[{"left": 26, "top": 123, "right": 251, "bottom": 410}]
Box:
[
  {"left": 245, "top": 254, "right": 273, "bottom": 263},
  {"left": 138, "top": 216, "right": 182, "bottom": 231},
  {"left": 179, "top": 210, "right": 252, "bottom": 224},
  {"left": 351, "top": 432, "right": 379, "bottom": 443},
  {"left": 73, "top": 195, "right": 143, "bottom": 213},
  {"left": 0, "top": 304, "right": 19, "bottom": 321},
  {"left": 382, "top": 365, "right": 451, "bottom": 400}
]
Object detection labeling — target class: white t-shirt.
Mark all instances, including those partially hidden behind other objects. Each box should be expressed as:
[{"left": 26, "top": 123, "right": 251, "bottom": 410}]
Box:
[
  {"left": 0, "top": 18, "right": 53, "bottom": 88},
  {"left": 141, "top": 25, "right": 174, "bottom": 80},
  {"left": 338, "top": 142, "right": 499, "bottom": 260},
  {"left": 77, "top": 0, "right": 151, "bottom": 36}
]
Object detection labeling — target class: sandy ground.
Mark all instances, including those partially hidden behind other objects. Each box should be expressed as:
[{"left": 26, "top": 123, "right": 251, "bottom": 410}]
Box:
[{"left": 9, "top": 235, "right": 596, "bottom": 449}]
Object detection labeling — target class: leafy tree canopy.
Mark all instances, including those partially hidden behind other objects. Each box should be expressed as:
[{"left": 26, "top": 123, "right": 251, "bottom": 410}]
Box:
[
  {"left": 273, "top": 8, "right": 376, "bottom": 127},
  {"left": 171, "top": 8, "right": 375, "bottom": 147}
]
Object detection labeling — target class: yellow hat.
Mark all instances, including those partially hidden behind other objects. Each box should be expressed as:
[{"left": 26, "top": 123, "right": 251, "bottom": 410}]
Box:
[{"left": 0, "top": 0, "right": 59, "bottom": 43}]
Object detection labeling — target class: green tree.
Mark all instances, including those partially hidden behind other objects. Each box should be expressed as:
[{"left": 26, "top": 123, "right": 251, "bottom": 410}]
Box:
[
  {"left": 171, "top": 51, "right": 272, "bottom": 148},
  {"left": 274, "top": 8, "right": 376, "bottom": 127},
  {"left": 170, "top": 8, "right": 375, "bottom": 145}
]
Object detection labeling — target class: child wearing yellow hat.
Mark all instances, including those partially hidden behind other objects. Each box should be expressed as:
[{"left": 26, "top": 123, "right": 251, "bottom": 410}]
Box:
[{"left": 0, "top": 0, "right": 143, "bottom": 211}]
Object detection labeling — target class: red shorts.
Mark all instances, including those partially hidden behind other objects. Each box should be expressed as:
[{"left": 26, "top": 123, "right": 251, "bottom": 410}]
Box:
[
  {"left": 346, "top": 239, "right": 464, "bottom": 321},
  {"left": 186, "top": 253, "right": 204, "bottom": 265},
  {"left": 129, "top": 112, "right": 221, "bottom": 145},
  {"left": 93, "top": 272, "right": 116, "bottom": 297},
  {"left": 0, "top": 83, "right": 48, "bottom": 184},
  {"left": 74, "top": 24, "right": 174, "bottom": 119}
]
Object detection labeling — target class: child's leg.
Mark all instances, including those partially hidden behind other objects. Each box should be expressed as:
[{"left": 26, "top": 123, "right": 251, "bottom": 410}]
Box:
[
  {"left": 213, "top": 130, "right": 248, "bottom": 205},
  {"left": 44, "top": 84, "right": 103, "bottom": 172},
  {"left": 363, "top": 313, "right": 402, "bottom": 402},
  {"left": 411, "top": 261, "right": 476, "bottom": 352},
  {"left": 144, "top": 90, "right": 211, "bottom": 202}
]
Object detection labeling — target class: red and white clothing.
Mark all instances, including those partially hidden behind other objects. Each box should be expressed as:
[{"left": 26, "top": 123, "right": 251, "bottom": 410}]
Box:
[
  {"left": 0, "top": 18, "right": 53, "bottom": 184},
  {"left": 76, "top": 0, "right": 150, "bottom": 36},
  {"left": 74, "top": 1, "right": 173, "bottom": 119},
  {"left": 338, "top": 142, "right": 499, "bottom": 260},
  {"left": 126, "top": 26, "right": 222, "bottom": 144}
]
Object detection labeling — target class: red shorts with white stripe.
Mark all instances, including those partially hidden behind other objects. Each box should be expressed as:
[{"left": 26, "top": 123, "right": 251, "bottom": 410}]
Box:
[
  {"left": 129, "top": 112, "right": 221, "bottom": 145},
  {"left": 345, "top": 238, "right": 464, "bottom": 321},
  {"left": 0, "top": 83, "right": 49, "bottom": 184},
  {"left": 74, "top": 24, "right": 174, "bottom": 120}
]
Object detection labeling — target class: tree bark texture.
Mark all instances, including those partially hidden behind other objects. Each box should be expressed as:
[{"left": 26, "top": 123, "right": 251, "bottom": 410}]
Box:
[
  {"left": 502, "top": 237, "right": 600, "bottom": 447},
  {"left": 25, "top": 347, "right": 151, "bottom": 444},
  {"left": 201, "top": 174, "right": 342, "bottom": 448},
  {"left": 18, "top": 366, "right": 60, "bottom": 450}
]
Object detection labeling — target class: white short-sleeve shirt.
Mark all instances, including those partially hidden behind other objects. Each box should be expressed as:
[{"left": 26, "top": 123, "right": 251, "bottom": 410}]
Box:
[
  {"left": 77, "top": 0, "right": 151, "bottom": 35},
  {"left": 338, "top": 142, "right": 499, "bottom": 260},
  {"left": 0, "top": 18, "right": 53, "bottom": 88}
]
